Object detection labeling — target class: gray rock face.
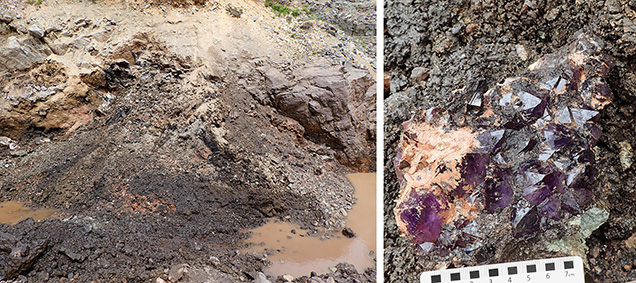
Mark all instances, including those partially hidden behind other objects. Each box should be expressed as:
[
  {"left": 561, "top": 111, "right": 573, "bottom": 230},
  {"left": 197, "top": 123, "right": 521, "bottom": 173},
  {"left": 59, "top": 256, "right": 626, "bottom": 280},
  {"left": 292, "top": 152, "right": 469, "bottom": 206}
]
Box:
[
  {"left": 0, "top": 233, "right": 50, "bottom": 281},
  {"left": 27, "top": 23, "right": 46, "bottom": 39},
  {"left": 0, "top": 35, "right": 52, "bottom": 73},
  {"left": 264, "top": 68, "right": 290, "bottom": 91},
  {"left": 263, "top": 60, "right": 375, "bottom": 170}
]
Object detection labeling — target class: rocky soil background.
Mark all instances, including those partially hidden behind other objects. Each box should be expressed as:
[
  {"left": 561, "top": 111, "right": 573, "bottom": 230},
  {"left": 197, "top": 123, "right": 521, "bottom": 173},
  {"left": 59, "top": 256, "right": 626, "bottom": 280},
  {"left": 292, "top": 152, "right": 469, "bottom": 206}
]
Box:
[
  {"left": 385, "top": 0, "right": 636, "bottom": 282},
  {"left": 0, "top": 0, "right": 375, "bottom": 282}
]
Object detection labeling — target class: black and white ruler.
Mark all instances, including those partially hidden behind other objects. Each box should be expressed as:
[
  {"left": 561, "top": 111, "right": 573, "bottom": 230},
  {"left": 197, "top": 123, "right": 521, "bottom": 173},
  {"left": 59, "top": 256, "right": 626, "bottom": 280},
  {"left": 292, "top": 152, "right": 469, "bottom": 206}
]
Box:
[{"left": 420, "top": 256, "right": 584, "bottom": 283}]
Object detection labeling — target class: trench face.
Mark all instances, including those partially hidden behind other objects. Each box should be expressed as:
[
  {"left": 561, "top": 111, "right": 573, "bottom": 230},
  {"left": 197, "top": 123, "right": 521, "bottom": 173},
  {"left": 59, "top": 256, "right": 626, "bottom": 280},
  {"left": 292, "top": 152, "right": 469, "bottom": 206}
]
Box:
[
  {"left": 0, "top": 56, "right": 344, "bottom": 280},
  {"left": 0, "top": 0, "right": 376, "bottom": 281}
]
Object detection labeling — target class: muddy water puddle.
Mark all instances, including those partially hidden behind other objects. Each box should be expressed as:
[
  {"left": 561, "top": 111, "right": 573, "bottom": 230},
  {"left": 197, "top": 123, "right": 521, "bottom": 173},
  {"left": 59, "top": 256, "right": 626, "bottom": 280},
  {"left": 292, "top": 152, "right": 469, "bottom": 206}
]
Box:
[
  {"left": 0, "top": 201, "right": 57, "bottom": 225},
  {"left": 244, "top": 173, "right": 376, "bottom": 277}
]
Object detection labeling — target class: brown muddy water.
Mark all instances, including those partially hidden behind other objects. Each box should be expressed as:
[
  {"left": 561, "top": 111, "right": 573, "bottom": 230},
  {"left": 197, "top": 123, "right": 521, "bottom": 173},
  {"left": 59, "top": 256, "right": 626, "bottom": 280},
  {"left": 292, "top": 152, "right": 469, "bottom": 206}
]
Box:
[
  {"left": 244, "top": 173, "right": 376, "bottom": 277},
  {"left": 0, "top": 201, "right": 57, "bottom": 225}
]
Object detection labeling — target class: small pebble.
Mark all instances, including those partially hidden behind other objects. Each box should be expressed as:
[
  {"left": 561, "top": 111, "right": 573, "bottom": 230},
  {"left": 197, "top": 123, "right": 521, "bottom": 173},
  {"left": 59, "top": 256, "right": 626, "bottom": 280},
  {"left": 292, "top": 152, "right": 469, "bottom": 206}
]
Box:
[
  {"left": 465, "top": 23, "right": 478, "bottom": 33},
  {"left": 516, "top": 44, "right": 528, "bottom": 61}
]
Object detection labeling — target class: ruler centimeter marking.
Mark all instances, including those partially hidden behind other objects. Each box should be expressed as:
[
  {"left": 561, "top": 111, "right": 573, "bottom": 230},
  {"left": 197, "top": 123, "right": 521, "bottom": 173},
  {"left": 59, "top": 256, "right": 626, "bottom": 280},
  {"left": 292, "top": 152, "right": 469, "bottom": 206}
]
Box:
[{"left": 420, "top": 256, "right": 584, "bottom": 283}]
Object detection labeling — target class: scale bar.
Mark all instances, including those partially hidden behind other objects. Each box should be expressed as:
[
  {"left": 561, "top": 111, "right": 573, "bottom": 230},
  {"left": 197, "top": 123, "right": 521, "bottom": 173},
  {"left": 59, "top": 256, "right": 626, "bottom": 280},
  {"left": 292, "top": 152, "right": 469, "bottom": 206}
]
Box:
[{"left": 420, "top": 256, "right": 584, "bottom": 283}]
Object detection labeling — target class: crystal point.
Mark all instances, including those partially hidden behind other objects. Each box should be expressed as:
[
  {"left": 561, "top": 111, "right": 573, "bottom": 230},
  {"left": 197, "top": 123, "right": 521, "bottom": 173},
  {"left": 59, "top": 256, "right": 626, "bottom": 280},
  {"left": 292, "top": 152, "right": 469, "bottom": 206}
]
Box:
[
  {"left": 484, "top": 176, "right": 514, "bottom": 212},
  {"left": 543, "top": 124, "right": 573, "bottom": 149},
  {"left": 396, "top": 191, "right": 445, "bottom": 244},
  {"left": 513, "top": 207, "right": 540, "bottom": 239},
  {"left": 477, "top": 130, "right": 505, "bottom": 153}
]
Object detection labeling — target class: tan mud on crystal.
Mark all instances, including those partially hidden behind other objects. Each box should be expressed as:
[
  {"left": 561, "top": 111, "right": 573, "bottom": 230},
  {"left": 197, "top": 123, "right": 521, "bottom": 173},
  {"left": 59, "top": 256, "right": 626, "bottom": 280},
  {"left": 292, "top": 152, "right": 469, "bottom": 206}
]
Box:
[
  {"left": 0, "top": 201, "right": 57, "bottom": 225},
  {"left": 243, "top": 173, "right": 376, "bottom": 278}
]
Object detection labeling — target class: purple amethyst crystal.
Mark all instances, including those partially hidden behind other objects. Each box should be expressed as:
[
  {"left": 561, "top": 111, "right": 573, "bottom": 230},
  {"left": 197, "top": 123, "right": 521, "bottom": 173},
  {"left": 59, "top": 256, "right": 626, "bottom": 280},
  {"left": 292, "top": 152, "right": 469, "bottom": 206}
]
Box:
[
  {"left": 484, "top": 168, "right": 514, "bottom": 213},
  {"left": 539, "top": 196, "right": 562, "bottom": 220},
  {"left": 523, "top": 185, "right": 550, "bottom": 205},
  {"left": 394, "top": 32, "right": 613, "bottom": 253},
  {"left": 586, "top": 123, "right": 603, "bottom": 144},
  {"left": 457, "top": 153, "right": 489, "bottom": 193},
  {"left": 543, "top": 124, "right": 573, "bottom": 149},
  {"left": 512, "top": 207, "right": 540, "bottom": 239},
  {"left": 476, "top": 130, "right": 505, "bottom": 153},
  {"left": 396, "top": 190, "right": 447, "bottom": 244}
]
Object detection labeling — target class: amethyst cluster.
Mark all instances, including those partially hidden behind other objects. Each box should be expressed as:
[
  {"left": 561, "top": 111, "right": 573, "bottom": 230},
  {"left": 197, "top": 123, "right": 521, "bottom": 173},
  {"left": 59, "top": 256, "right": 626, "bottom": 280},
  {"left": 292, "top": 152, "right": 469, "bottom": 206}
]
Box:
[{"left": 394, "top": 32, "right": 613, "bottom": 250}]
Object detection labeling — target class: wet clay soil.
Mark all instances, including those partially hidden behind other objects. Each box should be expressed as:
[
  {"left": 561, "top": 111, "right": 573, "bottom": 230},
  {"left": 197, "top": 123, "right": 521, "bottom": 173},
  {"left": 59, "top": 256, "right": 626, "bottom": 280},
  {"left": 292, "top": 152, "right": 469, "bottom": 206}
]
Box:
[{"left": 244, "top": 173, "right": 376, "bottom": 278}]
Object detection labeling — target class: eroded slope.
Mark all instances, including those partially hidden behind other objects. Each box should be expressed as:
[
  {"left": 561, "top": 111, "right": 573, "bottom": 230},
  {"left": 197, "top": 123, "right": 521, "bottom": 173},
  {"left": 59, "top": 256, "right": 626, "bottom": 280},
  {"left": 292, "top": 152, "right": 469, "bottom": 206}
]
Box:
[{"left": 0, "top": 0, "right": 376, "bottom": 281}]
